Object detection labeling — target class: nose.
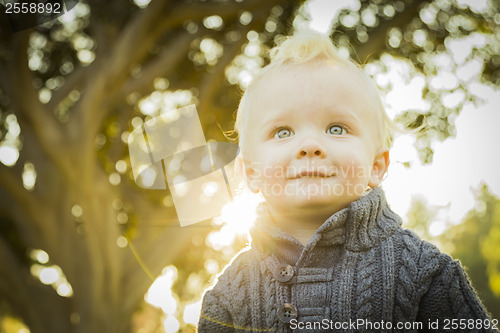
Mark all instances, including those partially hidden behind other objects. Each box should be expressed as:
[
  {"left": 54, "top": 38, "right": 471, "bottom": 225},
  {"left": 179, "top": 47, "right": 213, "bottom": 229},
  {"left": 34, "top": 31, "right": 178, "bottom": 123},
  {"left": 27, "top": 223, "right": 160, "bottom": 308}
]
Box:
[{"left": 296, "top": 138, "right": 326, "bottom": 159}]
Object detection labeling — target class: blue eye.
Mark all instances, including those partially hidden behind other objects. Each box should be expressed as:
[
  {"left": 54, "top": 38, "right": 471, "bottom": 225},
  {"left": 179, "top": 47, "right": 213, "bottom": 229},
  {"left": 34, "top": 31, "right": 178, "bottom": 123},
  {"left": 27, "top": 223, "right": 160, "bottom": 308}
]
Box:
[
  {"left": 327, "top": 125, "right": 345, "bottom": 135},
  {"left": 274, "top": 128, "right": 293, "bottom": 139}
]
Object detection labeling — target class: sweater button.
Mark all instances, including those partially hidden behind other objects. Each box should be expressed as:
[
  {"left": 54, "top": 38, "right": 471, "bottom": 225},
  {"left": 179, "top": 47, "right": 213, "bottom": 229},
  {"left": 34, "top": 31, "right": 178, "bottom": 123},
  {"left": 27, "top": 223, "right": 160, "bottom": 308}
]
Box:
[
  {"left": 275, "top": 264, "right": 294, "bottom": 283},
  {"left": 277, "top": 303, "right": 298, "bottom": 323}
]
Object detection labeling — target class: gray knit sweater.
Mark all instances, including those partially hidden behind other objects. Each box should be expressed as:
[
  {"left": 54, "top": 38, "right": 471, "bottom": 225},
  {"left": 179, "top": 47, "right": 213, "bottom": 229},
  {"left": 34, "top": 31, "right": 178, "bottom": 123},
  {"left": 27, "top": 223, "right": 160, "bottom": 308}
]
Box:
[{"left": 198, "top": 188, "right": 496, "bottom": 332}]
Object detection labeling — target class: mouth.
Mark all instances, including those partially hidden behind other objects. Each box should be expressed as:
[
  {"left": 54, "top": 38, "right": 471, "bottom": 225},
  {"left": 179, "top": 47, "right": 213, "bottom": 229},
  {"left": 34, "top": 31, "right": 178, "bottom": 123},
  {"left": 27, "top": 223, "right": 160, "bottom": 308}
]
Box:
[{"left": 291, "top": 170, "right": 335, "bottom": 179}]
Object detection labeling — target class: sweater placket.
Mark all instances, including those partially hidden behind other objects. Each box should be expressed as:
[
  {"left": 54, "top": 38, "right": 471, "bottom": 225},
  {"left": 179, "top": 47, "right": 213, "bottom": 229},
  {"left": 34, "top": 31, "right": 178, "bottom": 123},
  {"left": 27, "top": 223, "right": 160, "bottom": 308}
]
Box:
[
  {"left": 252, "top": 188, "right": 401, "bottom": 331},
  {"left": 262, "top": 228, "right": 351, "bottom": 330}
]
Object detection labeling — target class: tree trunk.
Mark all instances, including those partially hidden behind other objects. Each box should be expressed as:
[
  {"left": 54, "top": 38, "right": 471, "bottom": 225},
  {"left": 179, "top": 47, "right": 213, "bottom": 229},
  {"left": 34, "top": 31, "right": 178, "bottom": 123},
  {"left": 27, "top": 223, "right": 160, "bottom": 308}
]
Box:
[{"left": 0, "top": 0, "right": 305, "bottom": 331}]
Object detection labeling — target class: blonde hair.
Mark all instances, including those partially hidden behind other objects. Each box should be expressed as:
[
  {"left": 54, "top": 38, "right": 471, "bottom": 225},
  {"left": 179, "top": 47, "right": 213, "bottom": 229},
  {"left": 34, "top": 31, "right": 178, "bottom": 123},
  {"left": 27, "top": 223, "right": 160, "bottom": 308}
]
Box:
[{"left": 234, "top": 29, "right": 397, "bottom": 152}]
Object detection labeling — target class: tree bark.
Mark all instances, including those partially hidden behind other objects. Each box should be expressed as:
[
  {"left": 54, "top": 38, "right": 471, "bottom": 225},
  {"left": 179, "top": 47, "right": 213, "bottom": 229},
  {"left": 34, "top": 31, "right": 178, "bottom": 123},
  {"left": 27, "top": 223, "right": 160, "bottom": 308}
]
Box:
[{"left": 0, "top": 0, "right": 305, "bottom": 331}]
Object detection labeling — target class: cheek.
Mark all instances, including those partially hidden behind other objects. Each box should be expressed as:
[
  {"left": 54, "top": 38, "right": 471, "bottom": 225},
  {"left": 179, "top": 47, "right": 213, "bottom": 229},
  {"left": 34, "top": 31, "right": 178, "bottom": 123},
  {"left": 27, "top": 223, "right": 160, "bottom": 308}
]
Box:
[
  {"left": 257, "top": 163, "right": 287, "bottom": 183},
  {"left": 259, "top": 148, "right": 288, "bottom": 168},
  {"left": 333, "top": 148, "right": 373, "bottom": 179}
]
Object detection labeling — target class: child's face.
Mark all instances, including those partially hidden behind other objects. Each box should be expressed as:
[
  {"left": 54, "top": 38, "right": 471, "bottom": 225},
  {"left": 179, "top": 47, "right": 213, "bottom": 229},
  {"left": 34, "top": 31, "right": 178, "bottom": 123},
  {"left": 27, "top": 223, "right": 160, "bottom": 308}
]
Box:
[{"left": 241, "top": 60, "right": 389, "bottom": 218}]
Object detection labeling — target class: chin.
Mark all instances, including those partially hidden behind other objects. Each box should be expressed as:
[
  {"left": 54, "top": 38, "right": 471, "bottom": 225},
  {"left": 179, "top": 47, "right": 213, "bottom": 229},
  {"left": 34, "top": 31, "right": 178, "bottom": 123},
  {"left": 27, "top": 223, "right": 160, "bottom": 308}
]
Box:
[
  {"left": 299, "top": 194, "right": 350, "bottom": 209},
  {"left": 277, "top": 192, "right": 342, "bottom": 210},
  {"left": 263, "top": 181, "right": 365, "bottom": 210}
]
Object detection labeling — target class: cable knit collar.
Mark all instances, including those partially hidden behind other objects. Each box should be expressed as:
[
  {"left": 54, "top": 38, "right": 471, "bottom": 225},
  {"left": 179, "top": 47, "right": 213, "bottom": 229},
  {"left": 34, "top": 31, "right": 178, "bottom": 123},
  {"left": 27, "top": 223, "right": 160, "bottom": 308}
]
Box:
[{"left": 250, "top": 187, "right": 402, "bottom": 255}]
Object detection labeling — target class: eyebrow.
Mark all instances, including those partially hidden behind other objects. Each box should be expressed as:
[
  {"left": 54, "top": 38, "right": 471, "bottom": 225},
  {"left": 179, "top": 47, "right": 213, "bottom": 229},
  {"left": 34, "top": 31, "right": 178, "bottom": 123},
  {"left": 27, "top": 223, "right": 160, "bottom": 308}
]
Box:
[
  {"left": 329, "top": 113, "right": 361, "bottom": 130},
  {"left": 258, "top": 108, "right": 291, "bottom": 124},
  {"left": 259, "top": 107, "right": 361, "bottom": 126}
]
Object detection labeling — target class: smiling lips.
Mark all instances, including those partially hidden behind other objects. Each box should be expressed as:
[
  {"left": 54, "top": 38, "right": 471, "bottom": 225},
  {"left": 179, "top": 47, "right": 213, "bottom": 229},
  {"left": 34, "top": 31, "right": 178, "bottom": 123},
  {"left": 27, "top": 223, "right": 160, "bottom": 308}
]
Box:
[{"left": 291, "top": 170, "right": 335, "bottom": 179}]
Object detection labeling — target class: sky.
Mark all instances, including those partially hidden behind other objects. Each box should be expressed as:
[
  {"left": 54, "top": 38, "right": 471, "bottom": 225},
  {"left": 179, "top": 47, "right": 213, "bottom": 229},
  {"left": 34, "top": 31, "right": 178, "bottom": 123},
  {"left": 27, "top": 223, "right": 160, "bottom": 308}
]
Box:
[{"left": 305, "top": 0, "right": 500, "bottom": 234}]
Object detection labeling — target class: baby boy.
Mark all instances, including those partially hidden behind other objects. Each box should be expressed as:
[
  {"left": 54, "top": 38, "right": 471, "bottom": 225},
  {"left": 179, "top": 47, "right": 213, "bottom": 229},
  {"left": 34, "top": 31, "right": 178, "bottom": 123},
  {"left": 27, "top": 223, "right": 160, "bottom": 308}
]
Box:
[{"left": 198, "top": 30, "right": 495, "bottom": 332}]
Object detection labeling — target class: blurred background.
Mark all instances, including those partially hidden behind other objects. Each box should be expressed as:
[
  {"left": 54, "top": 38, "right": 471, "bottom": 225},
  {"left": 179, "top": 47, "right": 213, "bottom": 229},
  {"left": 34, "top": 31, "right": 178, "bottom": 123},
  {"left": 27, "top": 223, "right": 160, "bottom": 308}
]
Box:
[{"left": 0, "top": 0, "right": 499, "bottom": 332}]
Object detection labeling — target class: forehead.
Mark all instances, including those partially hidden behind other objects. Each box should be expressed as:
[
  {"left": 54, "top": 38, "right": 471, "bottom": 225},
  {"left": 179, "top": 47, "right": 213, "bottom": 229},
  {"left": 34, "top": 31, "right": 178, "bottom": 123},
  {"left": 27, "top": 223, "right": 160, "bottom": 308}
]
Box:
[{"left": 246, "top": 60, "right": 378, "bottom": 127}]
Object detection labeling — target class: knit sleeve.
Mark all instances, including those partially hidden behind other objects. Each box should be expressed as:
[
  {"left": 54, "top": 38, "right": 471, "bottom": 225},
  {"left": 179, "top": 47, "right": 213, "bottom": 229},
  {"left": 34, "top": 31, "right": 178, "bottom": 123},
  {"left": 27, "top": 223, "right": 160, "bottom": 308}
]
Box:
[
  {"left": 417, "top": 258, "right": 497, "bottom": 332},
  {"left": 198, "top": 288, "right": 235, "bottom": 332},
  {"left": 197, "top": 249, "right": 255, "bottom": 332}
]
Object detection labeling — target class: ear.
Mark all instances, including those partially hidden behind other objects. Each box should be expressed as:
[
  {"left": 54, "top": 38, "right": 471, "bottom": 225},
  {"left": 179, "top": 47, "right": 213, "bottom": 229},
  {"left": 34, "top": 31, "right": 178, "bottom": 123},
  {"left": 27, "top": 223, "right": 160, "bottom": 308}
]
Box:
[
  {"left": 368, "top": 147, "right": 390, "bottom": 188},
  {"left": 235, "top": 154, "right": 260, "bottom": 193}
]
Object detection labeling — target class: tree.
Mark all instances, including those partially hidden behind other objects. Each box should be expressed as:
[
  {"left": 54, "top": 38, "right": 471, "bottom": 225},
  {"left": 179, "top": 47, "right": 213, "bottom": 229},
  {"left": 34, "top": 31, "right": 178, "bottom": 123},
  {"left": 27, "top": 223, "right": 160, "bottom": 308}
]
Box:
[
  {"left": 1, "top": 0, "right": 499, "bottom": 331},
  {"left": 442, "top": 184, "right": 500, "bottom": 318},
  {"left": 0, "top": 0, "right": 304, "bottom": 332},
  {"left": 330, "top": 0, "right": 500, "bottom": 163},
  {"left": 404, "top": 187, "right": 500, "bottom": 318}
]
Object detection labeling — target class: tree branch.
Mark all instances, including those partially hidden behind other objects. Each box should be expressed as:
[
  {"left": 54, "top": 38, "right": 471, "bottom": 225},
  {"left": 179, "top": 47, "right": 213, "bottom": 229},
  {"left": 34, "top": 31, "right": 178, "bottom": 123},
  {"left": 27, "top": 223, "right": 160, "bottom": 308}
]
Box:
[
  {"left": 8, "top": 32, "right": 73, "bottom": 180},
  {"left": 73, "top": 0, "right": 276, "bottom": 174},
  {"left": 0, "top": 166, "right": 46, "bottom": 245},
  {"left": 197, "top": 20, "right": 261, "bottom": 115},
  {"left": 197, "top": 0, "right": 303, "bottom": 116},
  {"left": 353, "top": 0, "right": 429, "bottom": 63},
  {"left": 63, "top": 2, "right": 178, "bottom": 177},
  {"left": 119, "top": 0, "right": 268, "bottom": 78},
  {"left": 0, "top": 236, "right": 41, "bottom": 331},
  {"left": 154, "top": 0, "right": 269, "bottom": 38},
  {"left": 94, "top": 0, "right": 176, "bottom": 87},
  {"left": 0, "top": 188, "right": 66, "bottom": 268},
  {"left": 0, "top": 235, "right": 72, "bottom": 333},
  {"left": 0, "top": 164, "right": 25, "bottom": 207},
  {"left": 119, "top": 29, "right": 199, "bottom": 99},
  {"left": 46, "top": 65, "right": 86, "bottom": 111},
  {"left": 97, "top": 0, "right": 270, "bottom": 102},
  {"left": 0, "top": 62, "right": 11, "bottom": 95}
]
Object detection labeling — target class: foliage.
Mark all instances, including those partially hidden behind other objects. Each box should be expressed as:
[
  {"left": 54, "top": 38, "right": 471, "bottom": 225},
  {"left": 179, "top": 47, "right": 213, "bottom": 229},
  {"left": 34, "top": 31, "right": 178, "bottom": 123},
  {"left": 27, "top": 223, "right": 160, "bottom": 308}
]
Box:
[
  {"left": 405, "top": 186, "right": 500, "bottom": 319},
  {"left": 0, "top": 0, "right": 304, "bottom": 332},
  {"left": 443, "top": 185, "right": 500, "bottom": 319},
  {"left": 331, "top": 0, "right": 500, "bottom": 163},
  {"left": 0, "top": 0, "right": 499, "bottom": 331}
]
